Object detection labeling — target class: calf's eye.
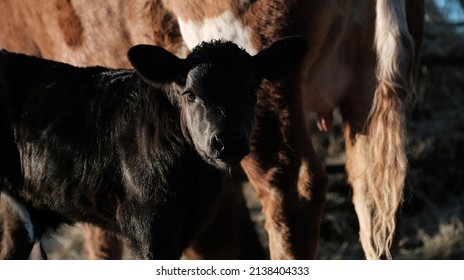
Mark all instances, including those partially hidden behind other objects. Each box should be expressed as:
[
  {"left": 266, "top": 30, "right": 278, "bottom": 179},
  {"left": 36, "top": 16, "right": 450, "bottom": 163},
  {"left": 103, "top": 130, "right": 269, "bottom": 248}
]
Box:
[{"left": 183, "top": 91, "right": 197, "bottom": 102}]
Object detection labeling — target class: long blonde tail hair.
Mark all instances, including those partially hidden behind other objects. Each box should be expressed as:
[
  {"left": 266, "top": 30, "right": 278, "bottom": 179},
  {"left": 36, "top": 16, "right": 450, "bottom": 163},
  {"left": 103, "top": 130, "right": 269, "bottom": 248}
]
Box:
[{"left": 364, "top": 0, "right": 418, "bottom": 259}]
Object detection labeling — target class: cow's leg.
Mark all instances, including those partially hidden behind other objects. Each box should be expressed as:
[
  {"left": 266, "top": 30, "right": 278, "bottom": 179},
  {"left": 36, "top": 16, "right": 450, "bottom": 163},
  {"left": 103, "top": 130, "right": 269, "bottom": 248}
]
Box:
[
  {"left": 0, "top": 196, "right": 36, "bottom": 259},
  {"left": 82, "top": 224, "right": 124, "bottom": 259},
  {"left": 242, "top": 81, "right": 328, "bottom": 259},
  {"left": 339, "top": 49, "right": 377, "bottom": 258},
  {"left": 182, "top": 169, "right": 266, "bottom": 259}
]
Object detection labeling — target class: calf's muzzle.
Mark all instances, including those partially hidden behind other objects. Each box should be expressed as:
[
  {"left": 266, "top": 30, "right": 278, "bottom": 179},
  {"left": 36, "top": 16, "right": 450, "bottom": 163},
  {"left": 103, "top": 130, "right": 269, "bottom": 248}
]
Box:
[{"left": 211, "top": 131, "right": 249, "bottom": 165}]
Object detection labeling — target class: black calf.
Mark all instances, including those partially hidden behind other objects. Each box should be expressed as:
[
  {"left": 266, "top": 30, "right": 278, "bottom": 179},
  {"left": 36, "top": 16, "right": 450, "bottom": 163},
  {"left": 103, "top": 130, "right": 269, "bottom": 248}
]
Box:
[{"left": 0, "top": 37, "right": 307, "bottom": 259}]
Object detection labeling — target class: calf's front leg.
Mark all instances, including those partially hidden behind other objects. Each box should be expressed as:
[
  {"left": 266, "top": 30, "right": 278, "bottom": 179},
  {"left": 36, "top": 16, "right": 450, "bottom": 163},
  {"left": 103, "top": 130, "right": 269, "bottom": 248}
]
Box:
[{"left": 118, "top": 201, "right": 186, "bottom": 260}]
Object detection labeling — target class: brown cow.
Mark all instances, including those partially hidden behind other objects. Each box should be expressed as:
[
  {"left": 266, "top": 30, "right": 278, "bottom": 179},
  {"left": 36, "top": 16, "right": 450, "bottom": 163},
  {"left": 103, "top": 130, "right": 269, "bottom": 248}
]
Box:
[{"left": 0, "top": 0, "right": 424, "bottom": 259}]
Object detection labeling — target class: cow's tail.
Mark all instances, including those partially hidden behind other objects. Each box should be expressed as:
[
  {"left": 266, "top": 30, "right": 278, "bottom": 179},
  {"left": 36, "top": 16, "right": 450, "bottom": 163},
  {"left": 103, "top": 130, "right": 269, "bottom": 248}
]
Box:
[{"left": 362, "top": 0, "right": 419, "bottom": 259}]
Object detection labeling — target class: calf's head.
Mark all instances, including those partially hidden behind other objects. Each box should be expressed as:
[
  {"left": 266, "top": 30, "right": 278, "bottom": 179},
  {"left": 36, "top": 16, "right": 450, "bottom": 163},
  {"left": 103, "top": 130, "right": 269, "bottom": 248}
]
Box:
[{"left": 128, "top": 36, "right": 308, "bottom": 169}]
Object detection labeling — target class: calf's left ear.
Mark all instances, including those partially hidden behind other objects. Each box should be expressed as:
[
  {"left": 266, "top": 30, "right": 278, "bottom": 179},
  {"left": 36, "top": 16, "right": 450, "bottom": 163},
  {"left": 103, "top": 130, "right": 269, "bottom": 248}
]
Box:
[
  {"left": 128, "top": 44, "right": 186, "bottom": 85},
  {"left": 253, "top": 36, "right": 308, "bottom": 82}
]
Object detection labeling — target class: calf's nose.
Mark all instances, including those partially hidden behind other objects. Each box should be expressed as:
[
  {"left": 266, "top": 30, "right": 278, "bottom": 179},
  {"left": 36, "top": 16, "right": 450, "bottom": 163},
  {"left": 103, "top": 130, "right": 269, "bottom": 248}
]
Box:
[{"left": 212, "top": 131, "right": 249, "bottom": 160}]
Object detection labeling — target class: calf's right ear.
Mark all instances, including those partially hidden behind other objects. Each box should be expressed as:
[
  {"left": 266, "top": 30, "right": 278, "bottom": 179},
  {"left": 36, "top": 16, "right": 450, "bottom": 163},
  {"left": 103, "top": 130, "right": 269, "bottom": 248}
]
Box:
[
  {"left": 253, "top": 36, "right": 308, "bottom": 82},
  {"left": 128, "top": 44, "right": 187, "bottom": 85}
]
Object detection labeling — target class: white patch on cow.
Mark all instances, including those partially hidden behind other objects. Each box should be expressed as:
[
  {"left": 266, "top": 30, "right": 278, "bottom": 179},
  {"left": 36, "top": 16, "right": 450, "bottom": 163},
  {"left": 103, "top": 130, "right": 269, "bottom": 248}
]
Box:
[
  {"left": 1, "top": 192, "right": 35, "bottom": 242},
  {"left": 177, "top": 11, "right": 258, "bottom": 55}
]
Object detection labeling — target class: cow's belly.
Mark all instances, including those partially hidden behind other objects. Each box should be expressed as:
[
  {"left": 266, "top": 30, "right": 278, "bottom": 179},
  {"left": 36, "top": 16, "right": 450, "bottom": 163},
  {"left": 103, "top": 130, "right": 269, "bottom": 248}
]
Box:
[{"left": 299, "top": 52, "right": 353, "bottom": 115}]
